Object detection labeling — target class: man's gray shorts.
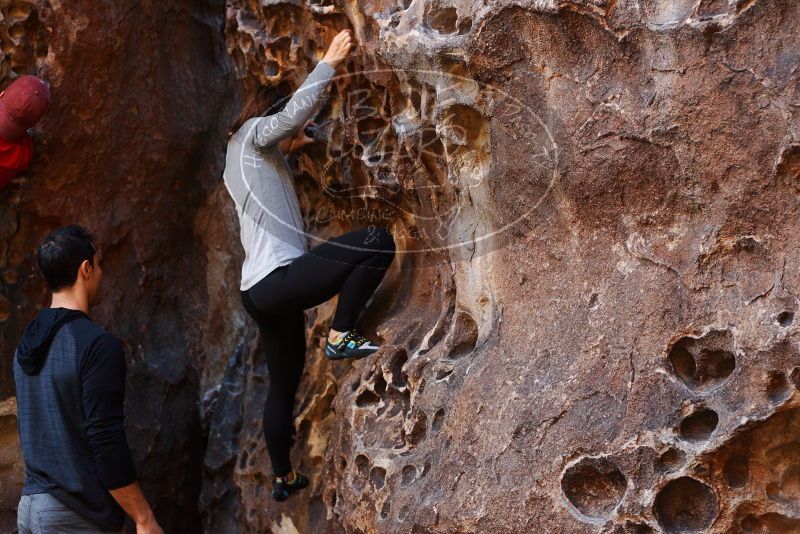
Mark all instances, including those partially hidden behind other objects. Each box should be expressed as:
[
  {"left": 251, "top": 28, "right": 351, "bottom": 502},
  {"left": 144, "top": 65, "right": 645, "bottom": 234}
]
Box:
[{"left": 17, "top": 493, "right": 121, "bottom": 534}]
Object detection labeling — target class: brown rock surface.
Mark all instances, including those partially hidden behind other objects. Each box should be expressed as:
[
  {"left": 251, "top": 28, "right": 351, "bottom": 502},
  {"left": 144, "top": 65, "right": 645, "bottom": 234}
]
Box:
[
  {"left": 0, "top": 0, "right": 798, "bottom": 533},
  {"left": 210, "top": 0, "right": 800, "bottom": 532}
]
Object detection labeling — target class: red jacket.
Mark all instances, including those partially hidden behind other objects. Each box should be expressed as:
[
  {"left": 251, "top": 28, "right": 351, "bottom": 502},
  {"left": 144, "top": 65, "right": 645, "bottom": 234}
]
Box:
[{"left": 0, "top": 134, "right": 32, "bottom": 190}]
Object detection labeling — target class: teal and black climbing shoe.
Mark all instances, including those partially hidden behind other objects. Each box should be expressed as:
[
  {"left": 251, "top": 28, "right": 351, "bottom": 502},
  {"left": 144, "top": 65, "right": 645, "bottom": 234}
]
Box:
[
  {"left": 325, "top": 330, "right": 380, "bottom": 360},
  {"left": 272, "top": 470, "right": 309, "bottom": 502}
]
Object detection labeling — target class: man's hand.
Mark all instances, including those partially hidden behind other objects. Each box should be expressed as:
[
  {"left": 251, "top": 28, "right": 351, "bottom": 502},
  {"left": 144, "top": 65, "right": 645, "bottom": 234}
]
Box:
[
  {"left": 136, "top": 514, "right": 164, "bottom": 534},
  {"left": 322, "top": 30, "right": 354, "bottom": 69}
]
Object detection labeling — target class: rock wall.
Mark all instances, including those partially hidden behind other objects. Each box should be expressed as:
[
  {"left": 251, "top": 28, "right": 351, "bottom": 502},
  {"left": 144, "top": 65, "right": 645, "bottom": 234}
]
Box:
[
  {"left": 0, "top": 0, "right": 798, "bottom": 533},
  {"left": 207, "top": 0, "right": 800, "bottom": 532}
]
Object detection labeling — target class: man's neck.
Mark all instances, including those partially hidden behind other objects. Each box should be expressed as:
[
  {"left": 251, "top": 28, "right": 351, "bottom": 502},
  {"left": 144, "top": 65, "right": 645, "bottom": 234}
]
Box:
[{"left": 50, "top": 291, "right": 90, "bottom": 315}]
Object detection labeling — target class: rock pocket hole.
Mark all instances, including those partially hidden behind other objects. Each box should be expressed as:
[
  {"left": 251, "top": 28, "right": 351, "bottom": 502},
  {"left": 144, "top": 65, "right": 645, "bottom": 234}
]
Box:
[
  {"left": 561, "top": 458, "right": 627, "bottom": 520},
  {"left": 697, "top": 349, "right": 736, "bottom": 384},
  {"left": 669, "top": 344, "right": 696, "bottom": 384},
  {"left": 356, "top": 388, "right": 381, "bottom": 407},
  {"left": 668, "top": 334, "right": 735, "bottom": 391},
  {"left": 410, "top": 90, "right": 421, "bottom": 111},
  {"left": 353, "top": 454, "right": 370, "bottom": 489},
  {"left": 678, "top": 409, "right": 718, "bottom": 442},
  {"left": 401, "top": 465, "right": 418, "bottom": 487},
  {"left": 766, "top": 371, "right": 790, "bottom": 403},
  {"left": 262, "top": 60, "right": 279, "bottom": 77},
  {"left": 426, "top": 6, "right": 459, "bottom": 34},
  {"left": 398, "top": 505, "right": 410, "bottom": 521},
  {"left": 654, "top": 477, "right": 718, "bottom": 533},
  {"left": 777, "top": 311, "right": 794, "bottom": 327},
  {"left": 457, "top": 16, "right": 472, "bottom": 34},
  {"left": 405, "top": 412, "right": 428, "bottom": 447},
  {"left": 723, "top": 454, "right": 749, "bottom": 488},
  {"left": 358, "top": 374, "right": 389, "bottom": 408},
  {"left": 434, "top": 362, "right": 454, "bottom": 381},
  {"left": 431, "top": 408, "right": 445, "bottom": 433},
  {"left": 375, "top": 374, "right": 387, "bottom": 399},
  {"left": 656, "top": 448, "right": 686, "bottom": 474},
  {"left": 370, "top": 466, "right": 386, "bottom": 489},
  {"left": 389, "top": 349, "right": 408, "bottom": 388},
  {"left": 379, "top": 500, "right": 390, "bottom": 520},
  {"left": 357, "top": 117, "right": 388, "bottom": 145},
  {"left": 447, "top": 311, "right": 478, "bottom": 359},
  {"left": 697, "top": 0, "right": 730, "bottom": 18},
  {"left": 8, "top": 23, "right": 24, "bottom": 39},
  {"left": 8, "top": 3, "right": 33, "bottom": 20}
]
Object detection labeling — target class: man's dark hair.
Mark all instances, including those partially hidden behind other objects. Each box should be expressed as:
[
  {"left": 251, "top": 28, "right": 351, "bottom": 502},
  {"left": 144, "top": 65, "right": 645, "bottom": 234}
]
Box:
[{"left": 37, "top": 225, "right": 96, "bottom": 291}]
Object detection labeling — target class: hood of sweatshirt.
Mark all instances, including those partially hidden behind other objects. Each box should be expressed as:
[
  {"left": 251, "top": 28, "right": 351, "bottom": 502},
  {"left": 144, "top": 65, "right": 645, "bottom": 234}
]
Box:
[{"left": 16, "top": 307, "right": 87, "bottom": 375}]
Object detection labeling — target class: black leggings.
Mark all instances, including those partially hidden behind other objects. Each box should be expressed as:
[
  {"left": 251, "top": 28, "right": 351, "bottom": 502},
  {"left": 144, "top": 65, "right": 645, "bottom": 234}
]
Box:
[{"left": 240, "top": 227, "right": 395, "bottom": 476}]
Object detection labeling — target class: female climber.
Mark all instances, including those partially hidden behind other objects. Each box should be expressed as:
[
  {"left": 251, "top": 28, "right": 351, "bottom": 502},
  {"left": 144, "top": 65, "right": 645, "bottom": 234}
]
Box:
[{"left": 222, "top": 29, "right": 396, "bottom": 502}]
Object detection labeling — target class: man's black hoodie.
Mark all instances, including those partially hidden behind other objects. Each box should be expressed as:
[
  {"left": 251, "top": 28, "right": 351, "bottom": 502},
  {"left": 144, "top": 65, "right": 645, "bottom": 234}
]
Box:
[
  {"left": 16, "top": 307, "right": 85, "bottom": 374},
  {"left": 13, "top": 307, "right": 136, "bottom": 531}
]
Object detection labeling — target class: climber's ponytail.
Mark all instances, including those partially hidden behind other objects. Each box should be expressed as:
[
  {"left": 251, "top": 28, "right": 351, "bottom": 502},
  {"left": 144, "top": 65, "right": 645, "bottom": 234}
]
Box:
[{"left": 228, "top": 85, "right": 287, "bottom": 138}]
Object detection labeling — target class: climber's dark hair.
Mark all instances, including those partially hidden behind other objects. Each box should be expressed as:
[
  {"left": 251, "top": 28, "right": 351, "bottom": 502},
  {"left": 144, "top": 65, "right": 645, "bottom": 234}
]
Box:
[
  {"left": 37, "top": 225, "right": 96, "bottom": 291},
  {"left": 228, "top": 85, "right": 289, "bottom": 138}
]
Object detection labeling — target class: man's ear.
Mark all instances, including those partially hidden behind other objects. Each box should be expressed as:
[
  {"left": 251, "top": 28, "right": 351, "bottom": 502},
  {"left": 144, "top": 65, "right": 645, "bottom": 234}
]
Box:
[{"left": 79, "top": 259, "right": 92, "bottom": 279}]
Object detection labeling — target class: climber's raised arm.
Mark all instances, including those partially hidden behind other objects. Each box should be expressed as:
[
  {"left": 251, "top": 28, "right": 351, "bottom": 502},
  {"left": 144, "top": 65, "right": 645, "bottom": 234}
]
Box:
[{"left": 251, "top": 30, "right": 353, "bottom": 149}]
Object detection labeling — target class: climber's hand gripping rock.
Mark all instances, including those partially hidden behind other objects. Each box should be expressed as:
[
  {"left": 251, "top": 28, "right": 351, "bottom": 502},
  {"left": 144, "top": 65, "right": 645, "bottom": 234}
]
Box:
[{"left": 322, "top": 29, "right": 354, "bottom": 68}]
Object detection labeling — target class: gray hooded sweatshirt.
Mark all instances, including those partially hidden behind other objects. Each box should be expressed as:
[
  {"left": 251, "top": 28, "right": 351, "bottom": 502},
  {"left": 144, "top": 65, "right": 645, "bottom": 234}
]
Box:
[{"left": 224, "top": 61, "right": 336, "bottom": 290}]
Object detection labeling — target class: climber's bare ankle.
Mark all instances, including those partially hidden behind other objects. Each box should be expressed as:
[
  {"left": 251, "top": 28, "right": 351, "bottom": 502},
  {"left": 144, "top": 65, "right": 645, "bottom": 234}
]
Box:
[{"left": 328, "top": 329, "right": 343, "bottom": 344}]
